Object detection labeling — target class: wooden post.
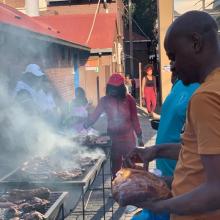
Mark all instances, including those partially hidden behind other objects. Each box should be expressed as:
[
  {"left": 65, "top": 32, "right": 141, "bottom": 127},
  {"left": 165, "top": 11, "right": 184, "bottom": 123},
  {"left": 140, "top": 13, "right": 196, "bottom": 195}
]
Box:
[{"left": 139, "top": 62, "right": 142, "bottom": 107}]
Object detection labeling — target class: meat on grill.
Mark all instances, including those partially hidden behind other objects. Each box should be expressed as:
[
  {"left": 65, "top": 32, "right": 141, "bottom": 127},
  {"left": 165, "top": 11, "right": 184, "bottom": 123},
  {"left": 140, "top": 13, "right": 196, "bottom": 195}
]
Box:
[
  {"left": 112, "top": 168, "right": 171, "bottom": 206},
  {"left": 1, "top": 188, "right": 51, "bottom": 220},
  {"left": 20, "top": 152, "right": 99, "bottom": 181},
  {"left": 78, "top": 157, "right": 96, "bottom": 167},
  {"left": 73, "top": 135, "right": 110, "bottom": 146},
  {"left": 7, "top": 187, "right": 50, "bottom": 201},
  {"left": 18, "top": 197, "right": 49, "bottom": 213},
  {"left": 23, "top": 211, "right": 44, "bottom": 220},
  {"left": 52, "top": 169, "right": 83, "bottom": 180},
  {"left": 4, "top": 207, "right": 21, "bottom": 219},
  {"left": 95, "top": 136, "right": 111, "bottom": 144}
]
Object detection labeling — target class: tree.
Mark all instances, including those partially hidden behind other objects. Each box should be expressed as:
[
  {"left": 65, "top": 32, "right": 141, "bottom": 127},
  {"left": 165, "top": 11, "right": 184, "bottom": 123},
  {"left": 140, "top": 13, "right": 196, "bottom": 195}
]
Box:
[{"left": 123, "top": 0, "right": 157, "bottom": 39}]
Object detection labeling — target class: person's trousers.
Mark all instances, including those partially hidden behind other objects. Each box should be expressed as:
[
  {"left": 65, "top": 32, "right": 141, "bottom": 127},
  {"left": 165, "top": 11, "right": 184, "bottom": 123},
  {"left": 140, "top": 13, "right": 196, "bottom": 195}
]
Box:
[
  {"left": 144, "top": 87, "right": 157, "bottom": 113},
  {"left": 110, "top": 131, "right": 136, "bottom": 178}
]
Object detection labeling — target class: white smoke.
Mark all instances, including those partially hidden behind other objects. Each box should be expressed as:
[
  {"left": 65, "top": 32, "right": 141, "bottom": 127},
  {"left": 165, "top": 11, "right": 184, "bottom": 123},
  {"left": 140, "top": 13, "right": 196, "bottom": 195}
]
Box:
[{"left": 0, "top": 73, "right": 104, "bottom": 171}]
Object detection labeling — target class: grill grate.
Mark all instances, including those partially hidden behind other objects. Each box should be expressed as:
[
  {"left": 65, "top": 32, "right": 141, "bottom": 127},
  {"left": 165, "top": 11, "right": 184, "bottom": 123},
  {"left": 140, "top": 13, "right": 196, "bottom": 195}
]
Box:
[
  {"left": 1, "top": 157, "right": 104, "bottom": 184},
  {"left": 0, "top": 192, "right": 65, "bottom": 220}
]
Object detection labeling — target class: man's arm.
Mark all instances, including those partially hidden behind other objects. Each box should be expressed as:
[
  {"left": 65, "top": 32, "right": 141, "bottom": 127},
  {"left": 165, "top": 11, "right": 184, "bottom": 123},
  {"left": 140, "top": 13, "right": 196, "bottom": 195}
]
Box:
[
  {"left": 124, "top": 143, "right": 181, "bottom": 168},
  {"left": 135, "top": 154, "right": 220, "bottom": 216},
  {"left": 84, "top": 97, "right": 105, "bottom": 129},
  {"left": 156, "top": 143, "right": 181, "bottom": 160}
]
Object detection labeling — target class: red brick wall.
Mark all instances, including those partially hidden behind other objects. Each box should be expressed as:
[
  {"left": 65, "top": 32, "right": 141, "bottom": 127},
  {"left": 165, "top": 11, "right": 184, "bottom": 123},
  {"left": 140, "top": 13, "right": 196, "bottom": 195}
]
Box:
[{"left": 46, "top": 67, "right": 75, "bottom": 102}]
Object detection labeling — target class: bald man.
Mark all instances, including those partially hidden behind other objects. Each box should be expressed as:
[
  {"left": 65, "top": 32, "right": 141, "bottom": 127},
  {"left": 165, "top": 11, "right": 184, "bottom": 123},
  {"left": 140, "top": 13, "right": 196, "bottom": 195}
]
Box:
[{"left": 124, "top": 11, "right": 220, "bottom": 220}]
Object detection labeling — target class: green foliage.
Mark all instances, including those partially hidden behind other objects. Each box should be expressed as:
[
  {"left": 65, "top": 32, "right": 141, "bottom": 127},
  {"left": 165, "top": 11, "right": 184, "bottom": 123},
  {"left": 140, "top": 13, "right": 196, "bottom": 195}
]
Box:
[{"left": 123, "top": 0, "right": 157, "bottom": 39}]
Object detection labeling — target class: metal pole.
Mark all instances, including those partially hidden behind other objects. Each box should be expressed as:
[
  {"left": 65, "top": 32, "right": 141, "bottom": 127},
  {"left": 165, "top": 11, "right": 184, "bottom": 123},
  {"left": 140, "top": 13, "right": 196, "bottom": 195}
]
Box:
[
  {"left": 129, "top": 0, "right": 134, "bottom": 78},
  {"left": 139, "top": 62, "right": 142, "bottom": 107},
  {"left": 82, "top": 187, "right": 85, "bottom": 220},
  {"left": 96, "top": 76, "right": 100, "bottom": 102},
  {"left": 102, "top": 164, "right": 106, "bottom": 220},
  {"left": 202, "top": 0, "right": 205, "bottom": 10}
]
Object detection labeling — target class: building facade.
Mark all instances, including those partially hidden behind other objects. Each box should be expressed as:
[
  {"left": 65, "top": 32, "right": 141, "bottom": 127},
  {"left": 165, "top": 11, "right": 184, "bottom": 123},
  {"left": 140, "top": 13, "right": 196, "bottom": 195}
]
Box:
[
  {"left": 1, "top": 0, "right": 127, "bottom": 104},
  {"left": 0, "top": 3, "right": 90, "bottom": 105}
]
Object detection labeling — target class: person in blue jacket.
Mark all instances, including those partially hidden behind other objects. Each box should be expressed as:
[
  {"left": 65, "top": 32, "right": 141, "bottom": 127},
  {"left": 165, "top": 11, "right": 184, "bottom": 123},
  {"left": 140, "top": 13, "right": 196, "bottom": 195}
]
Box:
[{"left": 132, "top": 66, "right": 200, "bottom": 220}]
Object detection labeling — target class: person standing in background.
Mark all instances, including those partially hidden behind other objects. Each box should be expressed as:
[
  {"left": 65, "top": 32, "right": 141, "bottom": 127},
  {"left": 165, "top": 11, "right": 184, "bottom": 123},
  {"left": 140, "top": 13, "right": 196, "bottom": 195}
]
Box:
[
  {"left": 131, "top": 78, "right": 136, "bottom": 98},
  {"left": 84, "top": 73, "right": 144, "bottom": 178},
  {"left": 125, "top": 75, "right": 132, "bottom": 94},
  {"left": 142, "top": 65, "right": 157, "bottom": 117}
]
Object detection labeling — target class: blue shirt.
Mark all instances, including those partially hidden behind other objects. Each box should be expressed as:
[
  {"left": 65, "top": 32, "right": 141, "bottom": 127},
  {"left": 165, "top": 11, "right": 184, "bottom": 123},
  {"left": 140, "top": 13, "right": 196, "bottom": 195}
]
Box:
[{"left": 156, "top": 80, "right": 200, "bottom": 176}]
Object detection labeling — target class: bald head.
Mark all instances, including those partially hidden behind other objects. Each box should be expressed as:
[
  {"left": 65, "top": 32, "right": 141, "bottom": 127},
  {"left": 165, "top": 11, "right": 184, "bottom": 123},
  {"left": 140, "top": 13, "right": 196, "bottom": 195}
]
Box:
[
  {"left": 164, "top": 11, "right": 220, "bottom": 85},
  {"left": 171, "top": 11, "right": 217, "bottom": 38}
]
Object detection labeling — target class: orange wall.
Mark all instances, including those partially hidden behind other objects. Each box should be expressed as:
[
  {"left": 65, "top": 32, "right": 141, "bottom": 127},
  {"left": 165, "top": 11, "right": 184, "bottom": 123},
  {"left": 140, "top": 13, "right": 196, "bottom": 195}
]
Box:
[
  {"left": 79, "top": 54, "right": 112, "bottom": 106},
  {"left": 157, "top": 0, "right": 173, "bottom": 102}
]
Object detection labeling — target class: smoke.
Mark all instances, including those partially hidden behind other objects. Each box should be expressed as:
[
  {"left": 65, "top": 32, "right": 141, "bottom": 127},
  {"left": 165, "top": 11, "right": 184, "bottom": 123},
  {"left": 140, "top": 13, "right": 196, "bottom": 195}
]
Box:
[
  {"left": 0, "top": 71, "right": 104, "bottom": 172},
  {"left": 0, "top": 26, "right": 105, "bottom": 175}
]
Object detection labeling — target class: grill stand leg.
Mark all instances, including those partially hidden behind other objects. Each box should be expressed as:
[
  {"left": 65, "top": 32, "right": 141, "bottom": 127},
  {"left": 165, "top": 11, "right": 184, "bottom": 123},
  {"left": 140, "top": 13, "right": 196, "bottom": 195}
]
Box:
[
  {"left": 82, "top": 187, "right": 85, "bottom": 220},
  {"left": 55, "top": 204, "right": 64, "bottom": 220},
  {"left": 61, "top": 204, "right": 65, "bottom": 220},
  {"left": 110, "top": 150, "right": 114, "bottom": 217},
  {"left": 102, "top": 164, "right": 106, "bottom": 220}
]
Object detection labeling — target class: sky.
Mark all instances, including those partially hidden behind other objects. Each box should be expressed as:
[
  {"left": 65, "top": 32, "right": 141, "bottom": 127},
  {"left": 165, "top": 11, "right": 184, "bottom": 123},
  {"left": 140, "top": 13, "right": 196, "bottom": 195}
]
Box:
[{"left": 174, "top": 0, "right": 215, "bottom": 14}]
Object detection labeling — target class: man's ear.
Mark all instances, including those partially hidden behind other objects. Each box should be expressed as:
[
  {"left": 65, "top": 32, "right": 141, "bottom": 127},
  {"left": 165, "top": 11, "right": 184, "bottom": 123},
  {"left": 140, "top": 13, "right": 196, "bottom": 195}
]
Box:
[{"left": 191, "top": 32, "right": 203, "bottom": 53}]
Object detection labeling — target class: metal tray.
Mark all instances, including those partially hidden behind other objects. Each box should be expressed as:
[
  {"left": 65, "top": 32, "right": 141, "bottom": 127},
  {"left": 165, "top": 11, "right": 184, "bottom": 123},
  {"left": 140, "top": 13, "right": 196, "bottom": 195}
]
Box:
[
  {"left": 0, "top": 155, "right": 106, "bottom": 190},
  {"left": 0, "top": 191, "right": 68, "bottom": 220}
]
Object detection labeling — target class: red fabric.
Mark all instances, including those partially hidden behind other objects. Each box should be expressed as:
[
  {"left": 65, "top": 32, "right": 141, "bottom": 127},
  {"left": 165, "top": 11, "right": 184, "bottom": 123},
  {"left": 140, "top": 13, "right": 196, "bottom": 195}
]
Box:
[
  {"left": 85, "top": 94, "right": 142, "bottom": 177},
  {"left": 107, "top": 73, "right": 125, "bottom": 86},
  {"left": 111, "top": 131, "right": 135, "bottom": 177},
  {"left": 144, "top": 87, "right": 157, "bottom": 113}
]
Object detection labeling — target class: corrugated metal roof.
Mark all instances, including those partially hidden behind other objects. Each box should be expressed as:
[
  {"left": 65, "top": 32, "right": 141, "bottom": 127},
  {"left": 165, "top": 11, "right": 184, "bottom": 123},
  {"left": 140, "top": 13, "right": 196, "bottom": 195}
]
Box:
[{"left": 35, "top": 13, "right": 117, "bottom": 51}]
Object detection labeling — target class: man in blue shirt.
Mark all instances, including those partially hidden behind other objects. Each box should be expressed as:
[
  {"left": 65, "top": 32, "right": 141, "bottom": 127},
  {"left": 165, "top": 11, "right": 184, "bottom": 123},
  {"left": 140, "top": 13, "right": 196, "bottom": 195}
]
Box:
[
  {"left": 132, "top": 70, "right": 200, "bottom": 220},
  {"left": 156, "top": 80, "right": 199, "bottom": 176}
]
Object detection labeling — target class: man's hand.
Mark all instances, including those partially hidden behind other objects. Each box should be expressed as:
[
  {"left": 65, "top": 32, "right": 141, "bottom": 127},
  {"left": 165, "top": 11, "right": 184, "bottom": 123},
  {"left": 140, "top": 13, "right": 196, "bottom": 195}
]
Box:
[
  {"left": 123, "top": 146, "right": 157, "bottom": 169},
  {"left": 161, "top": 176, "right": 173, "bottom": 189},
  {"left": 137, "top": 136, "right": 144, "bottom": 147}
]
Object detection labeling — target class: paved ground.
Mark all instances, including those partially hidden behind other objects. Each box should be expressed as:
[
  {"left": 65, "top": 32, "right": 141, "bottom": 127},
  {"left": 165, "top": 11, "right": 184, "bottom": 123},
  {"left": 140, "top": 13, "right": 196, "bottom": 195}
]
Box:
[{"left": 66, "top": 107, "right": 157, "bottom": 220}]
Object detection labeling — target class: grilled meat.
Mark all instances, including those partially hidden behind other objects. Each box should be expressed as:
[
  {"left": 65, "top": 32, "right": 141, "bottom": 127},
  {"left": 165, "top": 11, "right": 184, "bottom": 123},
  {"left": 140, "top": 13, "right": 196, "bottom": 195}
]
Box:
[
  {"left": 95, "top": 136, "right": 110, "bottom": 144},
  {"left": 79, "top": 157, "right": 96, "bottom": 167},
  {"left": 73, "top": 135, "right": 99, "bottom": 146},
  {"left": 18, "top": 197, "right": 49, "bottom": 213},
  {"left": 23, "top": 211, "right": 44, "bottom": 220},
  {"left": 9, "top": 187, "right": 50, "bottom": 200},
  {"left": 53, "top": 169, "right": 83, "bottom": 180},
  {"left": 4, "top": 207, "right": 20, "bottom": 219},
  {"left": 113, "top": 168, "right": 171, "bottom": 206}
]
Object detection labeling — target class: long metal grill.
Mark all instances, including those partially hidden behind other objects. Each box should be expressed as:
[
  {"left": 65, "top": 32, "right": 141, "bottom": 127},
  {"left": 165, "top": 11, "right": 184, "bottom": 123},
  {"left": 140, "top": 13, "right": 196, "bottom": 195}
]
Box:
[
  {"left": 0, "top": 192, "right": 67, "bottom": 220},
  {"left": 0, "top": 155, "right": 106, "bottom": 187}
]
